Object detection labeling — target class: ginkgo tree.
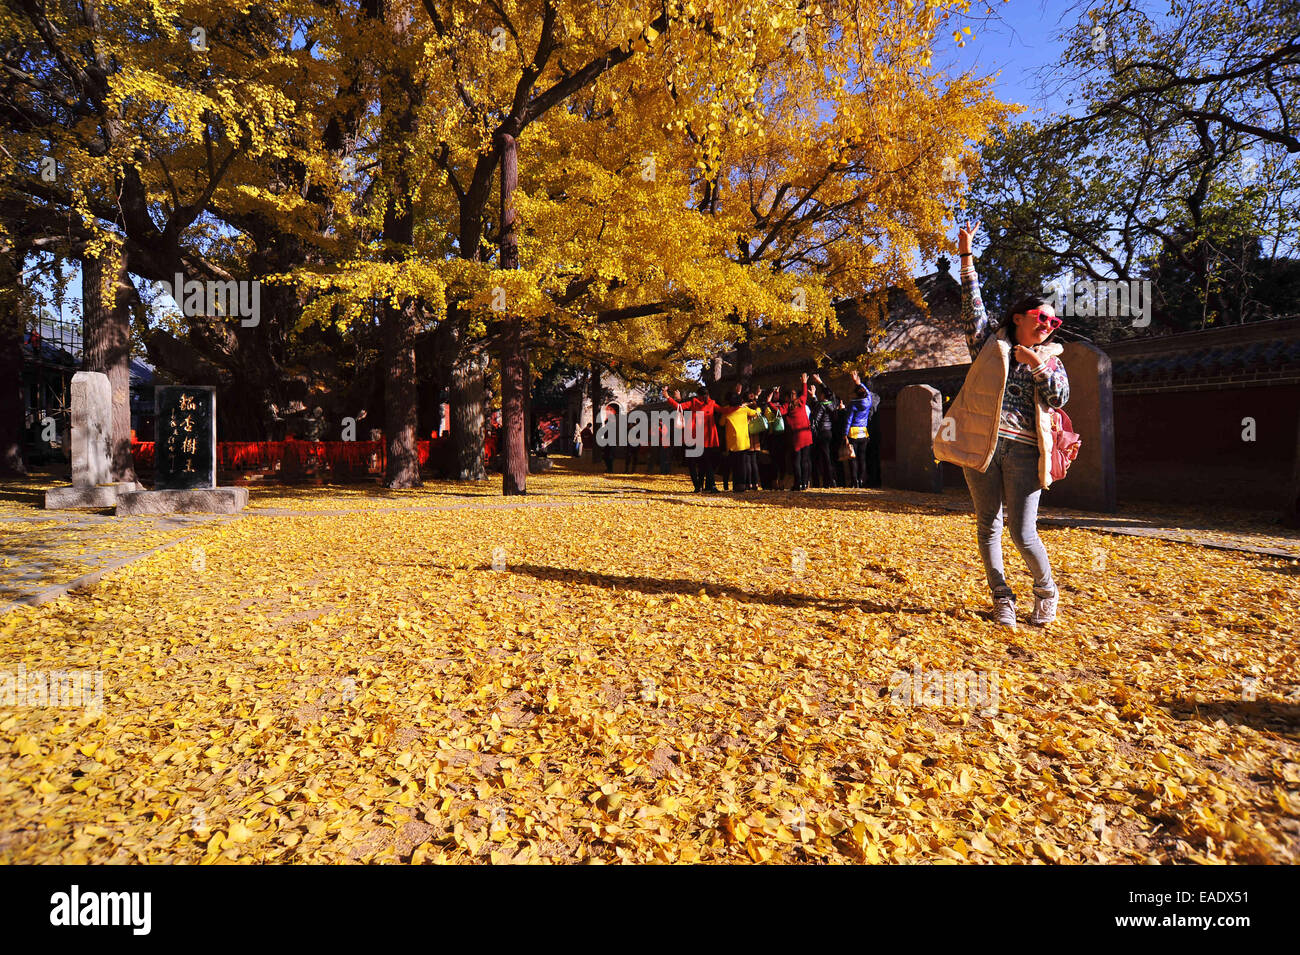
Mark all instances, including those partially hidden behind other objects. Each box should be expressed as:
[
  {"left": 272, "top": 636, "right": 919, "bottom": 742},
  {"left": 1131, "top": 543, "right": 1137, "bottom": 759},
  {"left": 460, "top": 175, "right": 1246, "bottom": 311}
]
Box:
[
  {"left": 296, "top": 0, "right": 757, "bottom": 490},
  {"left": 299, "top": 0, "right": 1009, "bottom": 493},
  {"left": 1, "top": 0, "right": 355, "bottom": 462},
  {"left": 4, "top": 0, "right": 1007, "bottom": 492},
  {"left": 520, "top": 0, "right": 1013, "bottom": 386}
]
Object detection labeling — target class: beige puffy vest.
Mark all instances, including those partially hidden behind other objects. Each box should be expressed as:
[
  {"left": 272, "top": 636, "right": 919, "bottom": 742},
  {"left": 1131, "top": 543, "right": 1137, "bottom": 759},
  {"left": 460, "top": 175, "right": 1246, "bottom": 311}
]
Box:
[{"left": 932, "top": 328, "right": 1064, "bottom": 489}]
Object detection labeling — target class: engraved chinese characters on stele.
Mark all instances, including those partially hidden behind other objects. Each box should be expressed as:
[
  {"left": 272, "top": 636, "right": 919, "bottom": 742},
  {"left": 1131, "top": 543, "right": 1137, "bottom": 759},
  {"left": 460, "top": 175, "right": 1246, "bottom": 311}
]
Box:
[{"left": 154, "top": 386, "right": 216, "bottom": 490}]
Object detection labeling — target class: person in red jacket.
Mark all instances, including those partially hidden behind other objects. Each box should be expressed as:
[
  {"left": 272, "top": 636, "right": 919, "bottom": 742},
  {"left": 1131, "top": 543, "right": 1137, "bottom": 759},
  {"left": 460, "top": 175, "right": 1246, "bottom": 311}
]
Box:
[
  {"left": 668, "top": 384, "right": 721, "bottom": 493},
  {"left": 770, "top": 373, "right": 814, "bottom": 490}
]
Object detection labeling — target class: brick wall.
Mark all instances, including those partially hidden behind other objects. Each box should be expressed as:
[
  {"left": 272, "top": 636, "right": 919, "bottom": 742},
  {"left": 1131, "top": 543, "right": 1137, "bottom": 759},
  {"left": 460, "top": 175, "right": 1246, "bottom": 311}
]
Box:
[
  {"left": 868, "top": 318, "right": 1300, "bottom": 508},
  {"left": 1113, "top": 386, "right": 1298, "bottom": 465}
]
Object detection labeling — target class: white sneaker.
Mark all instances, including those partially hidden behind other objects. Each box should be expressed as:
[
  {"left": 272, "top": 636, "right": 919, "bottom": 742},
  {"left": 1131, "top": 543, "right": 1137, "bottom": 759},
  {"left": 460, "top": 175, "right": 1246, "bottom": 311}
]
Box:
[
  {"left": 1029, "top": 591, "right": 1058, "bottom": 626},
  {"left": 993, "top": 596, "right": 1017, "bottom": 629}
]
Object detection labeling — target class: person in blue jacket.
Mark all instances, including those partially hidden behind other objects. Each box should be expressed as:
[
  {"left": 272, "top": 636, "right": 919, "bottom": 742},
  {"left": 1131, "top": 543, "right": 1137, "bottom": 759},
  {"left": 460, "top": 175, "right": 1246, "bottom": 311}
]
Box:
[
  {"left": 844, "top": 370, "right": 876, "bottom": 488},
  {"left": 863, "top": 375, "right": 882, "bottom": 488}
]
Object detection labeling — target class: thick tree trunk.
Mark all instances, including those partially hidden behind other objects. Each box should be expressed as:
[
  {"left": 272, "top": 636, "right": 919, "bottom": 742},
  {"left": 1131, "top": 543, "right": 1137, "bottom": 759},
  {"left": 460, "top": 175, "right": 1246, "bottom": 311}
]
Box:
[
  {"left": 524, "top": 354, "right": 533, "bottom": 453},
  {"left": 82, "top": 242, "right": 137, "bottom": 483},
  {"left": 379, "top": 1, "right": 422, "bottom": 489},
  {"left": 497, "top": 132, "right": 528, "bottom": 495},
  {"left": 498, "top": 319, "right": 528, "bottom": 495},
  {"left": 0, "top": 251, "right": 26, "bottom": 475},
  {"left": 382, "top": 297, "right": 422, "bottom": 488},
  {"left": 736, "top": 326, "right": 754, "bottom": 383},
  {"left": 588, "top": 363, "right": 602, "bottom": 415},
  {"left": 451, "top": 341, "right": 487, "bottom": 480}
]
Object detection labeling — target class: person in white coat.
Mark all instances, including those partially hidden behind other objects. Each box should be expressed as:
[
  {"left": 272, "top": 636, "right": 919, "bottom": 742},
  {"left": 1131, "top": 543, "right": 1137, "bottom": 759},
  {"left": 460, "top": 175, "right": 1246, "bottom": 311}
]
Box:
[{"left": 933, "top": 222, "right": 1071, "bottom": 628}]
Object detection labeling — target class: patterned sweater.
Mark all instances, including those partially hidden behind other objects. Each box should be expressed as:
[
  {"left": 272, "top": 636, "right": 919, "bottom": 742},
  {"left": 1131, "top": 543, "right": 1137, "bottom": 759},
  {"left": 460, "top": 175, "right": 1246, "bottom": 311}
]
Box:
[{"left": 961, "top": 264, "right": 1070, "bottom": 444}]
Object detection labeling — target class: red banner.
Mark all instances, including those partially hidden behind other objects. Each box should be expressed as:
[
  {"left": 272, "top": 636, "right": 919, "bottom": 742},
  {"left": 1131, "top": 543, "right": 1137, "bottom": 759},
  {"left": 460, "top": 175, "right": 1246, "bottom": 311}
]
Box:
[{"left": 130, "top": 437, "right": 463, "bottom": 477}]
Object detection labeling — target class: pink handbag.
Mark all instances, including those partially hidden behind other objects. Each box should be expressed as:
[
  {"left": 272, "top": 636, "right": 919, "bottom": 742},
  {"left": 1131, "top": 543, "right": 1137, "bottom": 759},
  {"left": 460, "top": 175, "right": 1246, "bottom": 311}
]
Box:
[{"left": 1050, "top": 409, "right": 1082, "bottom": 481}]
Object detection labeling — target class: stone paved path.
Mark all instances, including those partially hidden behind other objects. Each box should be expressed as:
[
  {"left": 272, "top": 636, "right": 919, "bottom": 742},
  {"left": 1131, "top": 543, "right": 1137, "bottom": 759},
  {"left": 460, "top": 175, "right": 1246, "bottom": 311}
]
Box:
[{"left": 0, "top": 511, "right": 235, "bottom": 613}]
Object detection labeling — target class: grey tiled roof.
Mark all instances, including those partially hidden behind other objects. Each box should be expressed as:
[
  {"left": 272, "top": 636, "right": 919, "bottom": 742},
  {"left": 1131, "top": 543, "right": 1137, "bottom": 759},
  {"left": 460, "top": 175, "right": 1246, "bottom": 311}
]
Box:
[{"left": 1110, "top": 337, "right": 1300, "bottom": 384}]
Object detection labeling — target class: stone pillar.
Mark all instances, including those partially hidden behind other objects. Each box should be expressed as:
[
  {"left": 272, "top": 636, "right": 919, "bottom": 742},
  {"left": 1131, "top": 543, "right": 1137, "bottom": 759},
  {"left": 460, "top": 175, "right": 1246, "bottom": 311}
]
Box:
[
  {"left": 893, "top": 384, "right": 944, "bottom": 493},
  {"left": 70, "top": 371, "right": 112, "bottom": 487},
  {"left": 45, "top": 370, "right": 142, "bottom": 507},
  {"left": 1050, "top": 343, "right": 1117, "bottom": 512}
]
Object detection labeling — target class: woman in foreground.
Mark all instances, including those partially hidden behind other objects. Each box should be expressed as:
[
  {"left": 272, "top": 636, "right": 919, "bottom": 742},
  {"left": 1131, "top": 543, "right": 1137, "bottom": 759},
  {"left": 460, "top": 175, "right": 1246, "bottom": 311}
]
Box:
[{"left": 933, "top": 221, "right": 1071, "bottom": 628}]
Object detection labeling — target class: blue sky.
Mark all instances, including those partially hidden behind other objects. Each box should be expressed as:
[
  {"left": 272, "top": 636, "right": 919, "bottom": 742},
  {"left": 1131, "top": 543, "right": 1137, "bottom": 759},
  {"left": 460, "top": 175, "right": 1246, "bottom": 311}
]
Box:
[
  {"left": 923, "top": 0, "right": 1085, "bottom": 273},
  {"left": 940, "top": 0, "right": 1082, "bottom": 118}
]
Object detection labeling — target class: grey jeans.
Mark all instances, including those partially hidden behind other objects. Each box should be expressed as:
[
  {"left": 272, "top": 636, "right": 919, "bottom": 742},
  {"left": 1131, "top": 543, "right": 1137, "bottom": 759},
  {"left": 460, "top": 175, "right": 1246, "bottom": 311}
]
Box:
[{"left": 962, "top": 437, "right": 1056, "bottom": 601}]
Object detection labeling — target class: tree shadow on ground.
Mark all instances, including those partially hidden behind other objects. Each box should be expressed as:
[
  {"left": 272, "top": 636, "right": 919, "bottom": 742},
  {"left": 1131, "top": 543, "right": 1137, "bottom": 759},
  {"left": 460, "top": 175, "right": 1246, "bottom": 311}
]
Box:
[
  {"left": 500, "top": 561, "right": 972, "bottom": 620},
  {"left": 1161, "top": 698, "right": 1300, "bottom": 740}
]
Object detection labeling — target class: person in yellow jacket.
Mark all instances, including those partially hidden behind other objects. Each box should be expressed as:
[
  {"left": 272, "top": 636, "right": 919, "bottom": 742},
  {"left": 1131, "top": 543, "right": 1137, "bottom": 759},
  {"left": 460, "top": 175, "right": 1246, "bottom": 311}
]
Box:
[
  {"left": 718, "top": 390, "right": 761, "bottom": 492},
  {"left": 933, "top": 221, "right": 1071, "bottom": 629}
]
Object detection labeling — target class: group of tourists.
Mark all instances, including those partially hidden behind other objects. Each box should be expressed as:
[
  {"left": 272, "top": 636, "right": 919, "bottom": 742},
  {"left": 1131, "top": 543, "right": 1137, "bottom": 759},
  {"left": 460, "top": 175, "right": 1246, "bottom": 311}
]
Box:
[
  {"left": 583, "top": 372, "right": 884, "bottom": 492},
  {"left": 663, "top": 371, "right": 882, "bottom": 494}
]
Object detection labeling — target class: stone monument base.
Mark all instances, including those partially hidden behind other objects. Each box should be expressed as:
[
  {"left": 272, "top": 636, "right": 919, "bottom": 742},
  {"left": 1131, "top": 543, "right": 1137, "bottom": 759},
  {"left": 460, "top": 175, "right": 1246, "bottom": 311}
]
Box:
[
  {"left": 45, "top": 482, "right": 142, "bottom": 509},
  {"left": 115, "top": 487, "right": 249, "bottom": 516}
]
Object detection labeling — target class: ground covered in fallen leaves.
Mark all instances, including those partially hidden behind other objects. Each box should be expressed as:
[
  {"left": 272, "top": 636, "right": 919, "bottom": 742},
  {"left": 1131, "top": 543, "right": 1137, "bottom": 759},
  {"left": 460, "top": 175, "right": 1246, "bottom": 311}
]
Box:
[
  {"left": 0, "top": 513, "right": 219, "bottom": 610},
  {"left": 1, "top": 466, "right": 1298, "bottom": 863}
]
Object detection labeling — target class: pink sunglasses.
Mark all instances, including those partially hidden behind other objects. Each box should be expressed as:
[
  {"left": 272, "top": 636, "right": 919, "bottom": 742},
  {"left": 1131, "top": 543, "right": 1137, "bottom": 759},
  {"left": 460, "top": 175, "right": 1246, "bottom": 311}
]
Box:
[{"left": 1025, "top": 308, "right": 1062, "bottom": 330}]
